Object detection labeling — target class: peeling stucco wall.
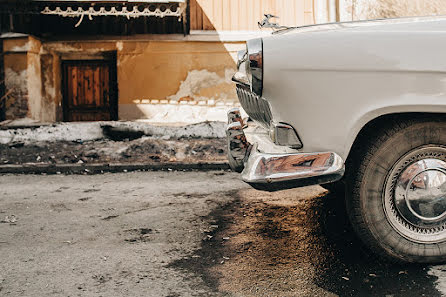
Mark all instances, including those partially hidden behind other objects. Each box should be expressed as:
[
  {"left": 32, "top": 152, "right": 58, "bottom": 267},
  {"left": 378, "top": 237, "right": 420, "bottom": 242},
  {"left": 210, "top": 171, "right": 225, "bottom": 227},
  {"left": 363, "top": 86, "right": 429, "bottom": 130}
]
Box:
[
  {"left": 116, "top": 41, "right": 242, "bottom": 104},
  {"left": 4, "top": 36, "right": 244, "bottom": 123},
  {"left": 27, "top": 37, "right": 44, "bottom": 121},
  {"left": 10, "top": 42, "right": 30, "bottom": 53},
  {"left": 3, "top": 68, "right": 28, "bottom": 119},
  {"left": 168, "top": 68, "right": 236, "bottom": 103},
  {"left": 116, "top": 40, "right": 243, "bottom": 121},
  {"left": 2, "top": 37, "right": 29, "bottom": 120},
  {"left": 40, "top": 54, "right": 57, "bottom": 122},
  {"left": 341, "top": 0, "right": 446, "bottom": 21}
]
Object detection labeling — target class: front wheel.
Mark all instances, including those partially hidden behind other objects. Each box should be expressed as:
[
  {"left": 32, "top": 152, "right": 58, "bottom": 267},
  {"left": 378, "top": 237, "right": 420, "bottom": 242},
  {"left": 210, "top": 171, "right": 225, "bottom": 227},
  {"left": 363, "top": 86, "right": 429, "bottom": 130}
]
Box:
[{"left": 346, "top": 118, "right": 446, "bottom": 263}]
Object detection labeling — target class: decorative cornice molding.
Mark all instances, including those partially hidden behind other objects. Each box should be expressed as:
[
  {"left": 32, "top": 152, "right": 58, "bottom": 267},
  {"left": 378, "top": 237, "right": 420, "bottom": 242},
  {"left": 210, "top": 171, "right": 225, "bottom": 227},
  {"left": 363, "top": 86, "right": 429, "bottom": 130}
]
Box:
[{"left": 41, "top": 3, "right": 186, "bottom": 27}]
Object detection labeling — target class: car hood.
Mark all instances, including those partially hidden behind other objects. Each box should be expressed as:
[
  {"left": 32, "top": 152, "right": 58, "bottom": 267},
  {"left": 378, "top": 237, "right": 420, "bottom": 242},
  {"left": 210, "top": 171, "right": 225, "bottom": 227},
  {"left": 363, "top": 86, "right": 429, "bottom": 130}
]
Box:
[{"left": 273, "top": 15, "right": 446, "bottom": 36}]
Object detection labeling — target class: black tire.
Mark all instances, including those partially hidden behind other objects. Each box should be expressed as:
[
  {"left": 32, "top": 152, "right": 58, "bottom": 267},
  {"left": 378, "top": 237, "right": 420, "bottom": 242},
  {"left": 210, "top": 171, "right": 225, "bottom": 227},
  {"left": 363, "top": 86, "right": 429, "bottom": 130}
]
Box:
[{"left": 346, "top": 116, "right": 446, "bottom": 263}]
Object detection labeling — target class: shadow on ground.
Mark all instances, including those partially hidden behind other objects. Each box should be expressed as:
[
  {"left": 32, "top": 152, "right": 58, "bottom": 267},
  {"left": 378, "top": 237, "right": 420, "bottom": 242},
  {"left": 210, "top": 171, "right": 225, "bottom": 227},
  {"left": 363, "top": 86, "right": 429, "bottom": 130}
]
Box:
[{"left": 170, "top": 187, "right": 440, "bottom": 297}]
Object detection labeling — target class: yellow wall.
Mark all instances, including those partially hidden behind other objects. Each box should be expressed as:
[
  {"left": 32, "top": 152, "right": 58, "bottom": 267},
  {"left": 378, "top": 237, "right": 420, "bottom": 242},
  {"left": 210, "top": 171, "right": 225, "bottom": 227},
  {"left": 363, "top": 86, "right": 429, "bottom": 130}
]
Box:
[
  {"left": 117, "top": 41, "right": 240, "bottom": 104},
  {"left": 23, "top": 38, "right": 243, "bottom": 121}
]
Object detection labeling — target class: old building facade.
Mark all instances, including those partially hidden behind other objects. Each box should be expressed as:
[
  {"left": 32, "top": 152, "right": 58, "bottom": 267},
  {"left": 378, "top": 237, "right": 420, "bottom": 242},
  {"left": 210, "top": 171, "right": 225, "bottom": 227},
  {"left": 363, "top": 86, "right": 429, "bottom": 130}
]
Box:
[{"left": 0, "top": 0, "right": 317, "bottom": 123}]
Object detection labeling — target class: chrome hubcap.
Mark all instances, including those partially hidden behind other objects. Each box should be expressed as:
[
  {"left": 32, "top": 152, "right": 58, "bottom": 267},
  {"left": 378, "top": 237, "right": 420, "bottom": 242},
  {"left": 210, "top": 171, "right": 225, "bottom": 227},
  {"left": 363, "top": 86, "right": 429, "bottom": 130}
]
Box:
[{"left": 384, "top": 147, "right": 446, "bottom": 243}]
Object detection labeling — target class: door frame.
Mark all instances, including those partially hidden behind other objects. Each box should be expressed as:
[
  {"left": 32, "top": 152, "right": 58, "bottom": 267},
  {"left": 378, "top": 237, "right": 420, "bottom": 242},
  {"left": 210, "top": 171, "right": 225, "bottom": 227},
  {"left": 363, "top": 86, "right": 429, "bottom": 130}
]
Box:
[{"left": 61, "top": 56, "right": 118, "bottom": 122}]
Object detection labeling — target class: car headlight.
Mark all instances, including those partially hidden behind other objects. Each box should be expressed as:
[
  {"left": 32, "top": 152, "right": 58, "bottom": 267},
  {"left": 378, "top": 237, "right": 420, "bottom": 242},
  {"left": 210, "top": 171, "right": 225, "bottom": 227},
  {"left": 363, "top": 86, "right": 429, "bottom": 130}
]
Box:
[{"left": 246, "top": 38, "right": 263, "bottom": 96}]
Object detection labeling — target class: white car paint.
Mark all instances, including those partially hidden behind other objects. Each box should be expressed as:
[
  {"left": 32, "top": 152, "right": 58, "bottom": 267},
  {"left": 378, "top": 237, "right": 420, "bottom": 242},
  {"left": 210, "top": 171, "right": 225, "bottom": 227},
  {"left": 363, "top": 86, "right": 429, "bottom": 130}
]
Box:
[{"left": 262, "top": 16, "right": 446, "bottom": 160}]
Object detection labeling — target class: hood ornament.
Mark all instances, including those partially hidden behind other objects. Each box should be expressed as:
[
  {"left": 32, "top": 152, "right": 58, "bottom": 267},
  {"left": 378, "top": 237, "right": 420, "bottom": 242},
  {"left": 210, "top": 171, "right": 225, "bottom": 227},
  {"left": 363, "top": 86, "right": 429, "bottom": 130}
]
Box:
[{"left": 258, "top": 14, "right": 288, "bottom": 31}]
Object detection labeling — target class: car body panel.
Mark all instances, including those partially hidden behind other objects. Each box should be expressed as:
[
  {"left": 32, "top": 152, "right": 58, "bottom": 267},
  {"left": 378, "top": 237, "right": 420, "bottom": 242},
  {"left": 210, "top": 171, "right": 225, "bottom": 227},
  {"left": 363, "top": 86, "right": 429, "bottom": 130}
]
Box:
[{"left": 262, "top": 17, "right": 446, "bottom": 160}]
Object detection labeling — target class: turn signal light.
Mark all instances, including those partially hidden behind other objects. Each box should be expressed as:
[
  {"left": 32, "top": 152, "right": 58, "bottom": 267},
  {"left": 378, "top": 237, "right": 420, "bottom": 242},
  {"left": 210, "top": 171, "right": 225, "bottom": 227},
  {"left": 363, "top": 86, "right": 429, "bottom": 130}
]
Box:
[{"left": 270, "top": 122, "right": 303, "bottom": 149}]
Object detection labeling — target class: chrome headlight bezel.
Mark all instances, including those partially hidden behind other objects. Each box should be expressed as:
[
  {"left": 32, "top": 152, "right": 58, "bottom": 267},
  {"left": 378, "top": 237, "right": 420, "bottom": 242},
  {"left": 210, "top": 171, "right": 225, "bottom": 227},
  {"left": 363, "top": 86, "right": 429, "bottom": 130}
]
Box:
[{"left": 246, "top": 38, "right": 263, "bottom": 97}]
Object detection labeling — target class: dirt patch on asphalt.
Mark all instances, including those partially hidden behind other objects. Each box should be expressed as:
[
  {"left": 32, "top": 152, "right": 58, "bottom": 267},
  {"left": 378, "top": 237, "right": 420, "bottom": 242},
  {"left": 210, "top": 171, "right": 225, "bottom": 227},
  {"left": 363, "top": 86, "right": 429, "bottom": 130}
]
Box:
[
  {"left": 0, "top": 138, "right": 226, "bottom": 165},
  {"left": 172, "top": 186, "right": 440, "bottom": 297}
]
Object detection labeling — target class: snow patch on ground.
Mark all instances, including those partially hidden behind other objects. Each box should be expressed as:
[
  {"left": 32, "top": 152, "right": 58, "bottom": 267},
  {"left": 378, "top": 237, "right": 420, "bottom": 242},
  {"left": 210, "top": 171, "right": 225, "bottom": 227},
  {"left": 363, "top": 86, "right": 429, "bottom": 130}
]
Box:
[
  {"left": 0, "top": 121, "right": 226, "bottom": 144},
  {"left": 428, "top": 265, "right": 446, "bottom": 296}
]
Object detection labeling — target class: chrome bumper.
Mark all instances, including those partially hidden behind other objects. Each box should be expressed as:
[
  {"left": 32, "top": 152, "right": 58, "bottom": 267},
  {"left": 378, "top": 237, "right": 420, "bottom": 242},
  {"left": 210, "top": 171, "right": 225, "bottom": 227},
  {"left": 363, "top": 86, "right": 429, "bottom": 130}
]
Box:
[{"left": 227, "top": 108, "right": 345, "bottom": 191}]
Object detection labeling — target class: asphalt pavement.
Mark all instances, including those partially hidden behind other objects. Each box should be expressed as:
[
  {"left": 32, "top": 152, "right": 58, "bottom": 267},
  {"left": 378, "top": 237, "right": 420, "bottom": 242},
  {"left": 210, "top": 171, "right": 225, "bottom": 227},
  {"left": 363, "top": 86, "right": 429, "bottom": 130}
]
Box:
[{"left": 0, "top": 171, "right": 444, "bottom": 297}]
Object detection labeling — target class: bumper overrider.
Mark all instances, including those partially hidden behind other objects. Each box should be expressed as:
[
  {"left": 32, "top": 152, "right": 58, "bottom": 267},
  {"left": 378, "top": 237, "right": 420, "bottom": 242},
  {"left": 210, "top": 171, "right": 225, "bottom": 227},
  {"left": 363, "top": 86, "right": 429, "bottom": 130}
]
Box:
[{"left": 226, "top": 108, "right": 345, "bottom": 191}]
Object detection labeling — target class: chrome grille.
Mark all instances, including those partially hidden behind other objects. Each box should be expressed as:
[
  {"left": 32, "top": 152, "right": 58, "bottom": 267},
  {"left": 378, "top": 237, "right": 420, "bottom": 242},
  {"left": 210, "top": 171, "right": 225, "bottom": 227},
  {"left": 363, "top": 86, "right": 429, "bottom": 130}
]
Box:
[{"left": 236, "top": 86, "right": 272, "bottom": 128}]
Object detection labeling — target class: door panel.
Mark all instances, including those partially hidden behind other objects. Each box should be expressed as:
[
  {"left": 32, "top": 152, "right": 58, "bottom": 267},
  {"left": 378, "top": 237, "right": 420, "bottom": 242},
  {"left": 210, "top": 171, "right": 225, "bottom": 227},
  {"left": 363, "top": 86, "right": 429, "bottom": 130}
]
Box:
[{"left": 63, "top": 61, "right": 115, "bottom": 122}]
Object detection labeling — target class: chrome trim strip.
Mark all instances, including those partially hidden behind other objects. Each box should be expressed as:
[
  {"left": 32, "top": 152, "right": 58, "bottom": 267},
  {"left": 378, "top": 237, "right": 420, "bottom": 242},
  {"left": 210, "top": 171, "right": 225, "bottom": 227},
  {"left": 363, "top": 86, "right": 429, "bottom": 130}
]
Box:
[
  {"left": 237, "top": 49, "right": 248, "bottom": 69},
  {"left": 247, "top": 38, "right": 263, "bottom": 96}
]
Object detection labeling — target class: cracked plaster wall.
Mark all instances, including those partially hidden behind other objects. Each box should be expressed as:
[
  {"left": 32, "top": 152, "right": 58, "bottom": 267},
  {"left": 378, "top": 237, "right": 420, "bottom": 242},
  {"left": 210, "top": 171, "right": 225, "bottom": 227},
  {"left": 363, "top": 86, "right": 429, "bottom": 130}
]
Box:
[{"left": 6, "top": 37, "right": 244, "bottom": 122}]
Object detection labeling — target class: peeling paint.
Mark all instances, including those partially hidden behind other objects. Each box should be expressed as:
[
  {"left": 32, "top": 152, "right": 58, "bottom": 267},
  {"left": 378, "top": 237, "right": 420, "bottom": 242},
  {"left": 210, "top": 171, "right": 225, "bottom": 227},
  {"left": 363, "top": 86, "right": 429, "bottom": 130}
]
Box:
[
  {"left": 5, "top": 68, "right": 27, "bottom": 94},
  {"left": 168, "top": 68, "right": 236, "bottom": 103},
  {"left": 10, "top": 42, "right": 30, "bottom": 52},
  {"left": 4, "top": 36, "right": 243, "bottom": 122},
  {"left": 27, "top": 54, "right": 43, "bottom": 121},
  {"left": 40, "top": 55, "right": 57, "bottom": 122},
  {"left": 116, "top": 41, "right": 124, "bottom": 51},
  {"left": 4, "top": 68, "right": 28, "bottom": 119}
]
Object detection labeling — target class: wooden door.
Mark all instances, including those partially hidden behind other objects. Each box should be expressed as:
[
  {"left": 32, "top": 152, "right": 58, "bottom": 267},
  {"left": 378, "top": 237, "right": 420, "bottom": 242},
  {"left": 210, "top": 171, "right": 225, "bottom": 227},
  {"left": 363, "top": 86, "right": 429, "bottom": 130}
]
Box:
[{"left": 63, "top": 61, "right": 117, "bottom": 122}]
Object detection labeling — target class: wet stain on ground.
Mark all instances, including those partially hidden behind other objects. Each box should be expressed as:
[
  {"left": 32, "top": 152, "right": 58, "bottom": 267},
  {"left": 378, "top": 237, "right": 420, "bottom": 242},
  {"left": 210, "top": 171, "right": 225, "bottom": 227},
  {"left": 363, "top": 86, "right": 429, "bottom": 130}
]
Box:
[
  {"left": 169, "top": 190, "right": 241, "bottom": 293},
  {"left": 309, "top": 192, "right": 439, "bottom": 297},
  {"left": 171, "top": 188, "right": 441, "bottom": 297}
]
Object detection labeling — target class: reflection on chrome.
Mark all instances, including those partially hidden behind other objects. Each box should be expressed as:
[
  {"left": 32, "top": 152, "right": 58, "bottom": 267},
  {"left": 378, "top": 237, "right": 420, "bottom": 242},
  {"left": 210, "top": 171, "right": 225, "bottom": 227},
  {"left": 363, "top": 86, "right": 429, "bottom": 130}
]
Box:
[
  {"left": 241, "top": 144, "right": 344, "bottom": 186},
  {"left": 227, "top": 107, "right": 244, "bottom": 127},
  {"left": 226, "top": 108, "right": 250, "bottom": 171},
  {"left": 395, "top": 159, "right": 446, "bottom": 225},
  {"left": 246, "top": 38, "right": 263, "bottom": 96}
]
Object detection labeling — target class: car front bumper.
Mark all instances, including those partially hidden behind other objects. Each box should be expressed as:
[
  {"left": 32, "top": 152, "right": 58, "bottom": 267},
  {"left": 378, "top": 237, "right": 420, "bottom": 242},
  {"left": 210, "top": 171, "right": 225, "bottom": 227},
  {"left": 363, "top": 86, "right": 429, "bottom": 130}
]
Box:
[{"left": 227, "top": 108, "right": 345, "bottom": 191}]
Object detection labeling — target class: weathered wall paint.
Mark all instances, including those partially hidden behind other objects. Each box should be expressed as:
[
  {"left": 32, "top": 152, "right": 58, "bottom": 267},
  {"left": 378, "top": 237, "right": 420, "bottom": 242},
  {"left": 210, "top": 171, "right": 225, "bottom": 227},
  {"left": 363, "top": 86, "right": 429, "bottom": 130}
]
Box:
[
  {"left": 3, "top": 30, "right": 250, "bottom": 122},
  {"left": 2, "top": 37, "right": 29, "bottom": 119},
  {"left": 27, "top": 37, "right": 44, "bottom": 121},
  {"left": 116, "top": 40, "right": 242, "bottom": 104},
  {"left": 22, "top": 38, "right": 243, "bottom": 122}
]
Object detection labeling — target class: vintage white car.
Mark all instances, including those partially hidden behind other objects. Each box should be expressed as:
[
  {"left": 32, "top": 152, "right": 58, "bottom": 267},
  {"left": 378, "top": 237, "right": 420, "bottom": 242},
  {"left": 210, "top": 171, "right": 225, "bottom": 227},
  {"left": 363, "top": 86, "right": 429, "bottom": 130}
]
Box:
[{"left": 228, "top": 16, "right": 446, "bottom": 263}]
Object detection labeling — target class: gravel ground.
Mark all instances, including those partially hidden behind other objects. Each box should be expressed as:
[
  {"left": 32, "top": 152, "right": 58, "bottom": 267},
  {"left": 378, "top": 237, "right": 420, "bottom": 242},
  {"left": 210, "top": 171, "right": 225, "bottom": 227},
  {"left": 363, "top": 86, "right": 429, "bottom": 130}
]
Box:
[{"left": 0, "top": 172, "right": 443, "bottom": 297}]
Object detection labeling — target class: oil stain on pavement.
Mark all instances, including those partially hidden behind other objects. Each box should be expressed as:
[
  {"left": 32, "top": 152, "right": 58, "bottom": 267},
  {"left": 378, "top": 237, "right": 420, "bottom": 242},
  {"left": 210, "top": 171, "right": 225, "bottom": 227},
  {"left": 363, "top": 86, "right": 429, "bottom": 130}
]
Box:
[{"left": 172, "top": 186, "right": 442, "bottom": 297}]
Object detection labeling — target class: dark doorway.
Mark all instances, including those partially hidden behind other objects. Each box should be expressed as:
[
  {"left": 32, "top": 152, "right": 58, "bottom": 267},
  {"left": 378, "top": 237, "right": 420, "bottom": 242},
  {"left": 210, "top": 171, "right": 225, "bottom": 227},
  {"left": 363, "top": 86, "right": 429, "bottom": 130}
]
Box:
[{"left": 62, "top": 59, "right": 117, "bottom": 122}]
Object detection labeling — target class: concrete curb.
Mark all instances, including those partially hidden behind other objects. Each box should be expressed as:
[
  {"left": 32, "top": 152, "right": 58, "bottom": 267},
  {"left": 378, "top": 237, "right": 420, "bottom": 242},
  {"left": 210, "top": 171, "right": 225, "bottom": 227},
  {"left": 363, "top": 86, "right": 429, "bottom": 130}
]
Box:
[{"left": 0, "top": 162, "right": 230, "bottom": 175}]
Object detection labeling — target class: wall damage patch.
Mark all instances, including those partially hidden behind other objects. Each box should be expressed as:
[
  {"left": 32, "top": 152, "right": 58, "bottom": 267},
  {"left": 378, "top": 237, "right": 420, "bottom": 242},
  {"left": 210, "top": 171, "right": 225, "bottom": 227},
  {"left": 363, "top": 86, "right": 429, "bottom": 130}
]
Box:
[
  {"left": 4, "top": 68, "right": 28, "bottom": 119},
  {"left": 168, "top": 68, "right": 237, "bottom": 103}
]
